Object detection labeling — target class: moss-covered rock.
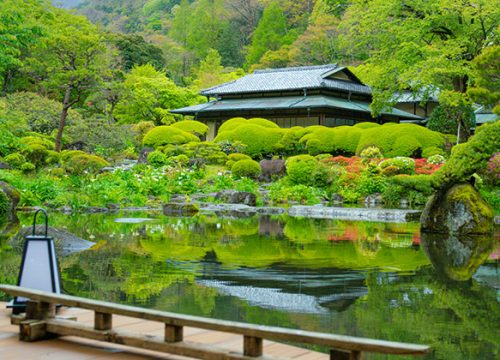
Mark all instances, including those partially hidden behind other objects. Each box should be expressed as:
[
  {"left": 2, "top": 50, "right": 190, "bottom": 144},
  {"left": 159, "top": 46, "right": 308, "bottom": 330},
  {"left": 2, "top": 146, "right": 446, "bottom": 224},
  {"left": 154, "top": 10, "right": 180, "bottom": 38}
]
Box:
[
  {"left": 421, "top": 183, "right": 493, "bottom": 235},
  {"left": 0, "top": 181, "right": 20, "bottom": 222}
]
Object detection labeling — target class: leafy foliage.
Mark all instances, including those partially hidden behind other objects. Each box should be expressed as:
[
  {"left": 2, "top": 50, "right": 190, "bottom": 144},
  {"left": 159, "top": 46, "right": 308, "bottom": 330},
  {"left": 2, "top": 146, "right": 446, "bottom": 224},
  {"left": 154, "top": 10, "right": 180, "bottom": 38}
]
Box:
[
  {"left": 231, "top": 159, "right": 261, "bottom": 179},
  {"left": 142, "top": 125, "right": 200, "bottom": 148}
]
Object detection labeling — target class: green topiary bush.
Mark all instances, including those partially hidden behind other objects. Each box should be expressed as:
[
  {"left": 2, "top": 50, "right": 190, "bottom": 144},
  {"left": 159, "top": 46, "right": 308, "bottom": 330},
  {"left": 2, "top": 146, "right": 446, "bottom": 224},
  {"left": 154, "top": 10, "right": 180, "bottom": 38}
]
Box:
[
  {"left": 218, "top": 117, "right": 279, "bottom": 133},
  {"left": 143, "top": 126, "right": 199, "bottom": 148},
  {"left": 214, "top": 124, "right": 284, "bottom": 158},
  {"left": 300, "top": 126, "right": 363, "bottom": 156},
  {"left": 64, "top": 154, "right": 110, "bottom": 175},
  {"left": 4, "top": 153, "right": 26, "bottom": 169},
  {"left": 147, "top": 150, "right": 170, "bottom": 167},
  {"left": 356, "top": 123, "right": 445, "bottom": 157},
  {"left": 286, "top": 155, "right": 318, "bottom": 185},
  {"left": 226, "top": 153, "right": 252, "bottom": 168},
  {"left": 231, "top": 159, "right": 261, "bottom": 179},
  {"left": 171, "top": 120, "right": 209, "bottom": 137}
]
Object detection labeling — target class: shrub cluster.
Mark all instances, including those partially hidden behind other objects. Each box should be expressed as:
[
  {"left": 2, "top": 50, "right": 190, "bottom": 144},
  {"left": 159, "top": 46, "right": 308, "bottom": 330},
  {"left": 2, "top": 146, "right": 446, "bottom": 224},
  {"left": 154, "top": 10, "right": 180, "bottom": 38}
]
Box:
[
  {"left": 231, "top": 159, "right": 261, "bottom": 179},
  {"left": 143, "top": 125, "right": 199, "bottom": 148}
]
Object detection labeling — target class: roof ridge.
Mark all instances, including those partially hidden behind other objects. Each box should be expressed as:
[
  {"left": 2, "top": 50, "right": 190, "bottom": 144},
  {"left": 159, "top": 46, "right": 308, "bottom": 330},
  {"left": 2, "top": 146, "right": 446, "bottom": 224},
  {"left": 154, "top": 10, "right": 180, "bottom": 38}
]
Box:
[
  {"left": 200, "top": 79, "right": 239, "bottom": 94},
  {"left": 254, "top": 64, "right": 338, "bottom": 74}
]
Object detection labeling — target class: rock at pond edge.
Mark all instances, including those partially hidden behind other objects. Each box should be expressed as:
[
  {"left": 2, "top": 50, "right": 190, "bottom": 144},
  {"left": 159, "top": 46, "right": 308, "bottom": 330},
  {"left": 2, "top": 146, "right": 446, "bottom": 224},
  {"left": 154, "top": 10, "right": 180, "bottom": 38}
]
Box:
[{"left": 420, "top": 183, "right": 493, "bottom": 235}]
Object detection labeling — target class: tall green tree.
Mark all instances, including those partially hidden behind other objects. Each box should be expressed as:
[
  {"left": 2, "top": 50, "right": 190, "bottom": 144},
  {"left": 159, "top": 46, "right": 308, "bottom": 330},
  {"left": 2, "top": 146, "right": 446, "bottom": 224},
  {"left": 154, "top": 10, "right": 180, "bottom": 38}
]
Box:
[
  {"left": 245, "top": 0, "right": 297, "bottom": 68},
  {"left": 0, "top": 0, "right": 43, "bottom": 93},
  {"left": 28, "top": 9, "right": 112, "bottom": 151},
  {"left": 113, "top": 64, "right": 201, "bottom": 125},
  {"left": 467, "top": 45, "right": 500, "bottom": 115},
  {"left": 191, "top": 49, "right": 244, "bottom": 91},
  {"left": 340, "top": 0, "right": 499, "bottom": 138}
]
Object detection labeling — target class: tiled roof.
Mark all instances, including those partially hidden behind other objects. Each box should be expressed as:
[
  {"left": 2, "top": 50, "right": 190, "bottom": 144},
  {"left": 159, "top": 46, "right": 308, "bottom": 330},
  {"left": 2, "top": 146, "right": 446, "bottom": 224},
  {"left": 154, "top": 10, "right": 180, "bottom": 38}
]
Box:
[
  {"left": 200, "top": 64, "right": 371, "bottom": 96},
  {"left": 171, "top": 95, "right": 423, "bottom": 120}
]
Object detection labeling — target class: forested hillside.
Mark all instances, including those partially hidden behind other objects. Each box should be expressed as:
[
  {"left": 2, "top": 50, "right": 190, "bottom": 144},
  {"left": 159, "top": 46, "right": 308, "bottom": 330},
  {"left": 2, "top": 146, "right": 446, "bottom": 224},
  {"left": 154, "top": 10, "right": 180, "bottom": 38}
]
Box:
[{"left": 74, "top": 0, "right": 353, "bottom": 83}]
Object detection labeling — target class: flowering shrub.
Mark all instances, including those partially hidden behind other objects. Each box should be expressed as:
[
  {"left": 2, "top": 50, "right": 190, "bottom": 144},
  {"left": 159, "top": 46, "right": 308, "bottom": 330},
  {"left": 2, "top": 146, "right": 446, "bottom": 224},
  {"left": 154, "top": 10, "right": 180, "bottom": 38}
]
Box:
[
  {"left": 360, "top": 146, "right": 383, "bottom": 162},
  {"left": 485, "top": 153, "right": 500, "bottom": 185},
  {"left": 427, "top": 154, "right": 446, "bottom": 165},
  {"left": 216, "top": 140, "right": 247, "bottom": 155},
  {"left": 414, "top": 158, "right": 443, "bottom": 175},
  {"left": 379, "top": 157, "right": 415, "bottom": 175}
]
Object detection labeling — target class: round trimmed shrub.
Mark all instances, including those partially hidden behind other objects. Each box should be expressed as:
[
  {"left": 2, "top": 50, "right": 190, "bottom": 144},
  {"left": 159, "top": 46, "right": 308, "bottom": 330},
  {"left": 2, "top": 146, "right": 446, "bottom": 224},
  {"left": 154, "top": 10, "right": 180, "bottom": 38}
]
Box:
[
  {"left": 379, "top": 157, "right": 415, "bottom": 175},
  {"left": 286, "top": 155, "right": 318, "bottom": 185},
  {"left": 300, "top": 126, "right": 363, "bottom": 155},
  {"left": 231, "top": 159, "right": 261, "bottom": 179},
  {"left": 143, "top": 126, "right": 199, "bottom": 148},
  {"left": 354, "top": 122, "right": 380, "bottom": 129},
  {"left": 4, "top": 153, "right": 26, "bottom": 169},
  {"left": 214, "top": 124, "right": 284, "bottom": 158},
  {"left": 218, "top": 117, "right": 279, "bottom": 134},
  {"left": 171, "top": 120, "right": 209, "bottom": 137},
  {"left": 356, "top": 124, "right": 445, "bottom": 157},
  {"left": 226, "top": 153, "right": 252, "bottom": 168},
  {"left": 147, "top": 150, "right": 170, "bottom": 167},
  {"left": 64, "top": 154, "right": 109, "bottom": 175}
]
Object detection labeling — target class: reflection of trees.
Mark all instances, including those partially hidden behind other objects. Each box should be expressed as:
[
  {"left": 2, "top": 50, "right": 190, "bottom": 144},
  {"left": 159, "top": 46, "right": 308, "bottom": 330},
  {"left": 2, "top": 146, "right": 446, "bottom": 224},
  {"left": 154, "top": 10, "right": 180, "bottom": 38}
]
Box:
[{"left": 356, "top": 269, "right": 499, "bottom": 360}]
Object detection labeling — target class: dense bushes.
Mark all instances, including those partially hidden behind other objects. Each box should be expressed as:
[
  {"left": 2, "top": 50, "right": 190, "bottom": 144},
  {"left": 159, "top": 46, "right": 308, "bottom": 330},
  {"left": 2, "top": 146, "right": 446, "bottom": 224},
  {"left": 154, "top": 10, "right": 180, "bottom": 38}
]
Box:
[
  {"left": 286, "top": 155, "right": 318, "bottom": 185},
  {"left": 355, "top": 123, "right": 445, "bottom": 157},
  {"left": 143, "top": 126, "right": 199, "bottom": 148},
  {"left": 63, "top": 154, "right": 110, "bottom": 175},
  {"left": 432, "top": 120, "right": 500, "bottom": 188}
]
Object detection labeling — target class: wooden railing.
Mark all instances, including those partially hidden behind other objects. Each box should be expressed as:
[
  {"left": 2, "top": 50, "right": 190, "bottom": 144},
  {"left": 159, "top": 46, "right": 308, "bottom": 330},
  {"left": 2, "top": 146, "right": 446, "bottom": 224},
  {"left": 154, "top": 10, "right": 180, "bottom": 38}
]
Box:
[{"left": 0, "top": 285, "right": 430, "bottom": 360}]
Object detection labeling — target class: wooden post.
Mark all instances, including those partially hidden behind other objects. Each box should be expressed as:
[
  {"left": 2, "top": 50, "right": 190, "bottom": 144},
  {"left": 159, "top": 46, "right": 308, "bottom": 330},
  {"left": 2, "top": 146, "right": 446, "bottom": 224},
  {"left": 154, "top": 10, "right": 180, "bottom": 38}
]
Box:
[
  {"left": 94, "top": 311, "right": 112, "bottom": 330},
  {"left": 331, "top": 349, "right": 362, "bottom": 360},
  {"left": 244, "top": 335, "right": 263, "bottom": 357},
  {"left": 20, "top": 320, "right": 49, "bottom": 342},
  {"left": 165, "top": 324, "right": 183, "bottom": 342},
  {"left": 26, "top": 300, "right": 55, "bottom": 320}
]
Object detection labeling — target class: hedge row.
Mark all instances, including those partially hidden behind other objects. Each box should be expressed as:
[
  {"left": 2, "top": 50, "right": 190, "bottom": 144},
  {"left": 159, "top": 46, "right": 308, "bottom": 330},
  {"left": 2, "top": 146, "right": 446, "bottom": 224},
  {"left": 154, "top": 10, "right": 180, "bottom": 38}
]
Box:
[{"left": 214, "top": 118, "right": 447, "bottom": 159}]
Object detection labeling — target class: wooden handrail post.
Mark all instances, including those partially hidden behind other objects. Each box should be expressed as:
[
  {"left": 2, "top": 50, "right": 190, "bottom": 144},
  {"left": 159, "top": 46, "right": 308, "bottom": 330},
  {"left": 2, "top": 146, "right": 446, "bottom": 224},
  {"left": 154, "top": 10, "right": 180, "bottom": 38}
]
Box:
[
  {"left": 331, "top": 348, "right": 362, "bottom": 360},
  {"left": 244, "top": 335, "right": 263, "bottom": 357},
  {"left": 165, "top": 324, "right": 183, "bottom": 342},
  {"left": 26, "top": 300, "right": 55, "bottom": 320},
  {"left": 20, "top": 300, "right": 56, "bottom": 341},
  {"left": 95, "top": 311, "right": 112, "bottom": 330}
]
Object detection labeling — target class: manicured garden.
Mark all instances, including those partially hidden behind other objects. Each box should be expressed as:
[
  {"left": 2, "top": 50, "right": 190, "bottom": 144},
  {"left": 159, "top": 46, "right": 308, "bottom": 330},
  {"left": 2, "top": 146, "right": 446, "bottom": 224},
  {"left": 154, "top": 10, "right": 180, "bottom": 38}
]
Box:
[{"left": 0, "top": 103, "right": 498, "bottom": 215}]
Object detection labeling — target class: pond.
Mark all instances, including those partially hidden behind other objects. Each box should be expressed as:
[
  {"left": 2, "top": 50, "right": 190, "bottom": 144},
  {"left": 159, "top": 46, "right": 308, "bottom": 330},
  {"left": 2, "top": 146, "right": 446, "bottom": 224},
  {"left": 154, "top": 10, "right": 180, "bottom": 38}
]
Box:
[{"left": 1, "top": 211, "right": 499, "bottom": 360}]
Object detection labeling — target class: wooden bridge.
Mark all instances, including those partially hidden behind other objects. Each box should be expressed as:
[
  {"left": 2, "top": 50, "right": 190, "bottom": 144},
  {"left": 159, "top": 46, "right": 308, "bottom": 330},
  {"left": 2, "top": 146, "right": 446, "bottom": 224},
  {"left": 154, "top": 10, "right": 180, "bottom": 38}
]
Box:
[{"left": 0, "top": 285, "right": 430, "bottom": 360}]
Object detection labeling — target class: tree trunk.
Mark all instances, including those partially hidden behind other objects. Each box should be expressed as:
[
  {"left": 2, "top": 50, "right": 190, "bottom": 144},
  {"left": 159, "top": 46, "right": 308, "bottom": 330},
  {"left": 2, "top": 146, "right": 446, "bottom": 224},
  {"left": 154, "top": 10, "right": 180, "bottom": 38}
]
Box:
[
  {"left": 452, "top": 75, "right": 471, "bottom": 141},
  {"left": 55, "top": 86, "right": 72, "bottom": 152}
]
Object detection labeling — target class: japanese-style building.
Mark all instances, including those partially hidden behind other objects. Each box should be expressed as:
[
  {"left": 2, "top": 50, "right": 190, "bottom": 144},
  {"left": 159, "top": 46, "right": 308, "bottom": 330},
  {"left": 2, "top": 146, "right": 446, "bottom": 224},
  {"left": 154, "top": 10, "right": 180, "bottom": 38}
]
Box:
[{"left": 171, "top": 64, "right": 427, "bottom": 139}]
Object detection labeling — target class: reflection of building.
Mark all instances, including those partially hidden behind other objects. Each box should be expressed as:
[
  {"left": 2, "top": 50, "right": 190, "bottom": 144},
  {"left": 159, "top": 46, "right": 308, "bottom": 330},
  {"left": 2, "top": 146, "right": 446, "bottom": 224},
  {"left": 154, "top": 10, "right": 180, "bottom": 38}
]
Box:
[
  {"left": 195, "top": 262, "right": 368, "bottom": 314},
  {"left": 171, "top": 64, "right": 424, "bottom": 140}
]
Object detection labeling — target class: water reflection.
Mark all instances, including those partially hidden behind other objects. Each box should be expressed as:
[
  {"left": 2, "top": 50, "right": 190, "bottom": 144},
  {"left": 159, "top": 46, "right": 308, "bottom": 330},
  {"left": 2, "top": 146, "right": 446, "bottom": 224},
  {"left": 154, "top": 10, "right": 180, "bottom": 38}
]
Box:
[
  {"left": 0, "top": 212, "right": 498, "bottom": 359},
  {"left": 421, "top": 232, "right": 495, "bottom": 281}
]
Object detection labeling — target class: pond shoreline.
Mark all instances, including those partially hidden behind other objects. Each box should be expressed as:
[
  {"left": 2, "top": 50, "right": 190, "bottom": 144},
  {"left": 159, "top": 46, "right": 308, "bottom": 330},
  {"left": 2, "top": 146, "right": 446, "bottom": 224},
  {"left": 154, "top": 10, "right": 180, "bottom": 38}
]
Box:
[{"left": 16, "top": 203, "right": 423, "bottom": 223}]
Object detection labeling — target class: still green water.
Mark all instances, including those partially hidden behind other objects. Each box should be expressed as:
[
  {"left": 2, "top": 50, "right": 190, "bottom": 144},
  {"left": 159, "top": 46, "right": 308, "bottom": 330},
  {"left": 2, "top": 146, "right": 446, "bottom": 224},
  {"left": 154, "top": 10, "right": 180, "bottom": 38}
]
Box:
[{"left": 1, "top": 211, "right": 499, "bottom": 359}]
